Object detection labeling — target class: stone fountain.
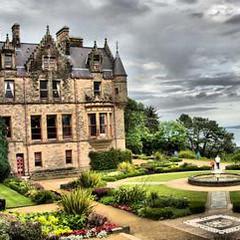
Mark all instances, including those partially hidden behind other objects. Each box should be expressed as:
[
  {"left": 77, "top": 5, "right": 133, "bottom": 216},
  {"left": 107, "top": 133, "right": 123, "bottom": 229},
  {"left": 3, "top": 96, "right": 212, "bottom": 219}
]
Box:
[{"left": 188, "top": 166, "right": 240, "bottom": 187}]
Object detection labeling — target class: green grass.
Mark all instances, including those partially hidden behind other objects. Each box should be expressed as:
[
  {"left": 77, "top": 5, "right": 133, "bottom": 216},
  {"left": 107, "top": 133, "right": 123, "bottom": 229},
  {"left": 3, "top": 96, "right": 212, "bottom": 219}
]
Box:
[
  {"left": 127, "top": 171, "right": 210, "bottom": 182},
  {"left": 142, "top": 185, "right": 208, "bottom": 203},
  {"left": 0, "top": 184, "right": 34, "bottom": 208}
]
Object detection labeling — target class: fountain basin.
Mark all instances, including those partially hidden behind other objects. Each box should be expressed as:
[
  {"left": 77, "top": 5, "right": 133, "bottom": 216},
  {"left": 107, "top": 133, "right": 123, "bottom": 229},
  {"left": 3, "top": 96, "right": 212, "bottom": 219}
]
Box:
[{"left": 188, "top": 173, "right": 240, "bottom": 187}]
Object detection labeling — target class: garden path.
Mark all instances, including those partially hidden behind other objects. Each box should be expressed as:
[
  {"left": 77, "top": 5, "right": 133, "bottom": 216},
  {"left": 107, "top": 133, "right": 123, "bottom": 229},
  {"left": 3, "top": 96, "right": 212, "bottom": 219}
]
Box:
[{"left": 9, "top": 177, "right": 206, "bottom": 240}]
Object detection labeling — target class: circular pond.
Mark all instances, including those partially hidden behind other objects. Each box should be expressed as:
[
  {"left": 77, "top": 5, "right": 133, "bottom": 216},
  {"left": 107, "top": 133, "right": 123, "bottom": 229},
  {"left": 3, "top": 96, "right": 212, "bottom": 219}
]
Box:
[{"left": 188, "top": 173, "right": 240, "bottom": 187}]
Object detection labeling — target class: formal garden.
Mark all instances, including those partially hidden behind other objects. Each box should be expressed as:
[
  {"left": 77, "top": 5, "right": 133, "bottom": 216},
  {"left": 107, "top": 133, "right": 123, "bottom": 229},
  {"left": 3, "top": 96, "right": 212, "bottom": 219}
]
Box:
[{"left": 1, "top": 99, "right": 240, "bottom": 239}]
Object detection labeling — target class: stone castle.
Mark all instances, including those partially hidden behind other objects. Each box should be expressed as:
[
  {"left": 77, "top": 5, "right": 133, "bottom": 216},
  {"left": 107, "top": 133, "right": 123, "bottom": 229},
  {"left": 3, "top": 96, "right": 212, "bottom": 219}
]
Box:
[{"left": 0, "top": 24, "right": 127, "bottom": 177}]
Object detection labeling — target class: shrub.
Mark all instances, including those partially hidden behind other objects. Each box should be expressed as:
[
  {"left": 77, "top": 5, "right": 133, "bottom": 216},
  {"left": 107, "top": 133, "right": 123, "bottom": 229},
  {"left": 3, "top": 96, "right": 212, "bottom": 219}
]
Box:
[
  {"left": 30, "top": 190, "right": 57, "bottom": 204},
  {"left": 138, "top": 207, "right": 174, "bottom": 220},
  {"left": 4, "top": 178, "right": 30, "bottom": 195},
  {"left": 113, "top": 186, "right": 146, "bottom": 205},
  {"left": 225, "top": 165, "right": 240, "bottom": 170},
  {"left": 145, "top": 193, "right": 189, "bottom": 209},
  {"left": 230, "top": 192, "right": 240, "bottom": 213},
  {"left": 0, "top": 218, "right": 10, "bottom": 240},
  {"left": 92, "top": 188, "right": 113, "bottom": 200},
  {"left": 9, "top": 221, "right": 43, "bottom": 240},
  {"left": 231, "top": 152, "right": 240, "bottom": 164},
  {"left": 99, "top": 196, "right": 115, "bottom": 205},
  {"left": 178, "top": 150, "right": 195, "bottom": 159},
  {"left": 154, "top": 152, "right": 167, "bottom": 161},
  {"left": 89, "top": 148, "right": 132, "bottom": 170},
  {"left": 0, "top": 199, "right": 6, "bottom": 211},
  {"left": 189, "top": 201, "right": 206, "bottom": 214},
  {"left": 117, "top": 162, "right": 135, "bottom": 174},
  {"left": 60, "top": 180, "right": 79, "bottom": 190},
  {"left": 87, "top": 213, "right": 108, "bottom": 228},
  {"left": 169, "top": 157, "right": 182, "bottom": 163},
  {"left": 60, "top": 188, "right": 94, "bottom": 215},
  {"left": 78, "top": 171, "right": 105, "bottom": 189}
]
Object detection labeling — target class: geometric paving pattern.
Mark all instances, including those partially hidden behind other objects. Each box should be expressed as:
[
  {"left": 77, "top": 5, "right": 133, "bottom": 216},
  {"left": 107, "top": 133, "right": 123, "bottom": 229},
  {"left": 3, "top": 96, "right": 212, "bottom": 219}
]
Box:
[{"left": 185, "top": 215, "right": 240, "bottom": 234}]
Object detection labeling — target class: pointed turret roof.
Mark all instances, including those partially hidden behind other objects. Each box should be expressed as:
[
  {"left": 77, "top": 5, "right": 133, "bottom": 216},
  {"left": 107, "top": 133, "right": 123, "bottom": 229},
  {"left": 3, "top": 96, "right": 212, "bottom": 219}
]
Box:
[{"left": 114, "top": 44, "right": 127, "bottom": 76}]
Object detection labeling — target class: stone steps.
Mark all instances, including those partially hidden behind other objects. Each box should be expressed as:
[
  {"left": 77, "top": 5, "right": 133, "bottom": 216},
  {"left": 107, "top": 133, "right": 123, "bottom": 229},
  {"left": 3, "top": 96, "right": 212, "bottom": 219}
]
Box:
[{"left": 30, "top": 167, "right": 81, "bottom": 180}]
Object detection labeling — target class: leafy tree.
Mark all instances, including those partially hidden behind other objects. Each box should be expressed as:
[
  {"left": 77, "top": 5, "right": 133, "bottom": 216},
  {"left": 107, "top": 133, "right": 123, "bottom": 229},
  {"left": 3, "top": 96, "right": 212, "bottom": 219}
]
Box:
[
  {"left": 0, "top": 117, "right": 10, "bottom": 182},
  {"left": 144, "top": 106, "right": 159, "bottom": 133},
  {"left": 178, "top": 114, "right": 235, "bottom": 157},
  {"left": 124, "top": 98, "right": 159, "bottom": 154},
  {"left": 153, "top": 121, "right": 188, "bottom": 154}
]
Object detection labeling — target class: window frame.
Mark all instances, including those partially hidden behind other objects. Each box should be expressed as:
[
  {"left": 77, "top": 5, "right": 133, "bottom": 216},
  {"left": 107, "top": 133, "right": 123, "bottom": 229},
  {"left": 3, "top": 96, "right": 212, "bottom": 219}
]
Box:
[
  {"left": 4, "top": 54, "right": 13, "bottom": 69},
  {"left": 52, "top": 80, "right": 61, "bottom": 99},
  {"left": 47, "top": 115, "right": 57, "bottom": 140},
  {"left": 93, "top": 81, "right": 101, "bottom": 96},
  {"left": 62, "top": 114, "right": 72, "bottom": 139},
  {"left": 40, "top": 80, "right": 48, "bottom": 99},
  {"left": 4, "top": 80, "right": 15, "bottom": 99},
  {"left": 34, "top": 152, "right": 42, "bottom": 167},
  {"left": 31, "top": 115, "right": 42, "bottom": 141},
  {"left": 88, "top": 113, "right": 97, "bottom": 137},
  {"left": 65, "top": 150, "right": 72, "bottom": 164}
]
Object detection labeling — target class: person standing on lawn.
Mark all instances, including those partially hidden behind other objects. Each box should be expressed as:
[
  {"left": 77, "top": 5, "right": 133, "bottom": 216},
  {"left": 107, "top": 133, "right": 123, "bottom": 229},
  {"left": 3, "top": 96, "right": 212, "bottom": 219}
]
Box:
[{"left": 215, "top": 155, "right": 221, "bottom": 170}]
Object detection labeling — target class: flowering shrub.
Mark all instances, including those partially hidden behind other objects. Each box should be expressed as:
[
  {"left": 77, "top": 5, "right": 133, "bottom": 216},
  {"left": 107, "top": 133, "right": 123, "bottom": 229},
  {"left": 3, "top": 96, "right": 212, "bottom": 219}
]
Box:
[{"left": 60, "top": 223, "right": 118, "bottom": 239}]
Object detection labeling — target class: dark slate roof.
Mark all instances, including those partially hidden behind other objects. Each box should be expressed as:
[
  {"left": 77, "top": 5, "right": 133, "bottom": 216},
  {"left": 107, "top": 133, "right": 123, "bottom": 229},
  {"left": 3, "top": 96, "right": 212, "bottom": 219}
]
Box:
[
  {"left": 114, "top": 51, "right": 127, "bottom": 76},
  {"left": 0, "top": 41, "right": 125, "bottom": 78}
]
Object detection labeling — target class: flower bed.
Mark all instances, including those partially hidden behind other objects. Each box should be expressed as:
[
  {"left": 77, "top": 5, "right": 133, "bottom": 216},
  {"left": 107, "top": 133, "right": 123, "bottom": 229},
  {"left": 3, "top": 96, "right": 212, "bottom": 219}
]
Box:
[{"left": 2, "top": 211, "right": 125, "bottom": 240}]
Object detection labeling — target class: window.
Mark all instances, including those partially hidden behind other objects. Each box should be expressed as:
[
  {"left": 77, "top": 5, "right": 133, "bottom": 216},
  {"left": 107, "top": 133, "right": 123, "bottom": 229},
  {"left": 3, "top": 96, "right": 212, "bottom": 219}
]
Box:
[
  {"left": 65, "top": 150, "right": 72, "bottom": 164},
  {"left": 40, "top": 80, "right": 48, "bottom": 99},
  {"left": 88, "top": 114, "right": 97, "bottom": 137},
  {"left": 52, "top": 80, "right": 60, "bottom": 98},
  {"left": 99, "top": 113, "right": 107, "bottom": 135},
  {"left": 2, "top": 116, "right": 11, "bottom": 138},
  {"left": 31, "top": 116, "right": 41, "bottom": 140},
  {"left": 62, "top": 114, "right": 72, "bottom": 139},
  {"left": 4, "top": 80, "right": 14, "bottom": 99},
  {"left": 34, "top": 152, "right": 42, "bottom": 167},
  {"left": 4, "top": 54, "right": 12, "bottom": 68},
  {"left": 93, "top": 82, "right": 101, "bottom": 96},
  {"left": 115, "top": 87, "right": 119, "bottom": 95},
  {"left": 47, "top": 115, "right": 57, "bottom": 139}
]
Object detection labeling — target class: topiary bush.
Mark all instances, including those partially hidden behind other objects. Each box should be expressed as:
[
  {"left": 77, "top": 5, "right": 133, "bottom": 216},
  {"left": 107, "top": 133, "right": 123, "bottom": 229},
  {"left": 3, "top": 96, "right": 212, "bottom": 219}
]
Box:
[
  {"left": 189, "top": 201, "right": 206, "bottom": 214},
  {"left": 178, "top": 150, "right": 196, "bottom": 159},
  {"left": 89, "top": 148, "right": 132, "bottom": 170}
]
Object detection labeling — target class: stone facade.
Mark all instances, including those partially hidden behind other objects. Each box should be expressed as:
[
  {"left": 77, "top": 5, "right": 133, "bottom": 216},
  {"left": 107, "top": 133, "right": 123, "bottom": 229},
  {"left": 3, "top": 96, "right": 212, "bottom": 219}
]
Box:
[{"left": 0, "top": 24, "right": 128, "bottom": 176}]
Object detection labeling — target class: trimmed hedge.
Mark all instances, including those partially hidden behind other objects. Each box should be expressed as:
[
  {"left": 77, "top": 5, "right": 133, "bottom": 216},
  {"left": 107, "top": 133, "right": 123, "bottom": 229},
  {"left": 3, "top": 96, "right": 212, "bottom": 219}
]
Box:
[
  {"left": 189, "top": 201, "right": 206, "bottom": 214},
  {"left": 89, "top": 148, "right": 132, "bottom": 170},
  {"left": 225, "top": 164, "right": 240, "bottom": 170},
  {"left": 230, "top": 192, "right": 240, "bottom": 213}
]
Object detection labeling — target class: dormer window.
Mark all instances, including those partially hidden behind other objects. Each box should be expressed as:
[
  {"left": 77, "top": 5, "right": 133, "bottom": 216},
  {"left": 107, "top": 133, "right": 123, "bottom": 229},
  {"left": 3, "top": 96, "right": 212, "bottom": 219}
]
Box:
[
  {"left": 52, "top": 80, "right": 60, "bottom": 98},
  {"left": 42, "top": 56, "right": 57, "bottom": 71},
  {"left": 4, "top": 54, "right": 13, "bottom": 69},
  {"left": 4, "top": 80, "right": 14, "bottom": 99},
  {"left": 93, "top": 54, "right": 100, "bottom": 62}
]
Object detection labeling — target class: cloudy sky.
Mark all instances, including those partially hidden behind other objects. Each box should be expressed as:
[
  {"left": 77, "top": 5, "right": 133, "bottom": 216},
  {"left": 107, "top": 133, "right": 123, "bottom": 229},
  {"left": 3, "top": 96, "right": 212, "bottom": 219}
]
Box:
[{"left": 0, "top": 0, "right": 240, "bottom": 144}]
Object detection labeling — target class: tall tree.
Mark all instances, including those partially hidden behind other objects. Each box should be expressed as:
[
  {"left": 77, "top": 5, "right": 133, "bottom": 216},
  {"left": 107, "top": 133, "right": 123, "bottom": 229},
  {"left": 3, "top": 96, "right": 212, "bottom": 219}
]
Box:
[
  {"left": 144, "top": 106, "right": 159, "bottom": 133},
  {"left": 0, "top": 117, "right": 10, "bottom": 182},
  {"left": 179, "top": 114, "right": 236, "bottom": 157}
]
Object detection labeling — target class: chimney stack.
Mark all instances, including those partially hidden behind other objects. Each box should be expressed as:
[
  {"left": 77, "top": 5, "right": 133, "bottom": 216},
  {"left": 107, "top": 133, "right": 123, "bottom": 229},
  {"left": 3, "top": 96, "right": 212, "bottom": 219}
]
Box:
[
  {"left": 56, "top": 26, "right": 70, "bottom": 55},
  {"left": 12, "top": 23, "right": 20, "bottom": 47}
]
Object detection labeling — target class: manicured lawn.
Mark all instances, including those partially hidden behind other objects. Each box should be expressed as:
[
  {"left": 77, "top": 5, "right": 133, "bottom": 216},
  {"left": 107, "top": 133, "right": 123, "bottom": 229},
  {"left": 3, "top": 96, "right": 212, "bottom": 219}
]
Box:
[
  {"left": 127, "top": 171, "right": 210, "bottom": 182},
  {"left": 0, "top": 184, "right": 34, "bottom": 208},
  {"left": 143, "top": 185, "right": 208, "bottom": 203}
]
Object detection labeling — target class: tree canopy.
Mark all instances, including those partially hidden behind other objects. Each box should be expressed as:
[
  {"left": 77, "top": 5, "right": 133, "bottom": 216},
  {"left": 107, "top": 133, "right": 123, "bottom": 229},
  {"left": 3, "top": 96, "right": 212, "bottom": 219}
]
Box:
[{"left": 178, "top": 114, "right": 236, "bottom": 157}]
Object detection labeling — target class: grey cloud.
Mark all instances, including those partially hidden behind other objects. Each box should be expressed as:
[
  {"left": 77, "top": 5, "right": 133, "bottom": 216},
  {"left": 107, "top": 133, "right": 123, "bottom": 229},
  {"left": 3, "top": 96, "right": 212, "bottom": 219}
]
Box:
[
  {"left": 178, "top": 0, "right": 198, "bottom": 4},
  {"left": 225, "top": 14, "right": 240, "bottom": 24}
]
